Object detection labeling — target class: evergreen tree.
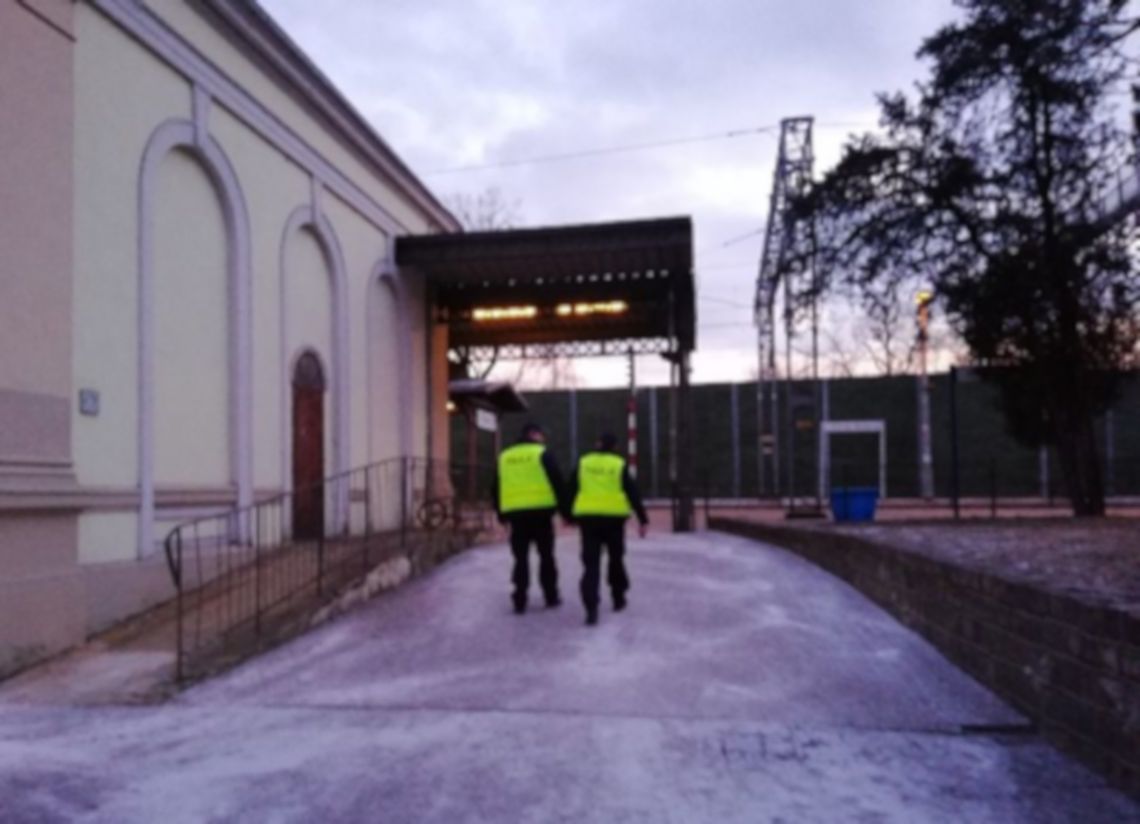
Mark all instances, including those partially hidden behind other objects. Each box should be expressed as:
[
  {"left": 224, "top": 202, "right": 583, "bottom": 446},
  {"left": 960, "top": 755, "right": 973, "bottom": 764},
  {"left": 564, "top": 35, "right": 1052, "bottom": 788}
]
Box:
[{"left": 799, "top": 0, "right": 1140, "bottom": 515}]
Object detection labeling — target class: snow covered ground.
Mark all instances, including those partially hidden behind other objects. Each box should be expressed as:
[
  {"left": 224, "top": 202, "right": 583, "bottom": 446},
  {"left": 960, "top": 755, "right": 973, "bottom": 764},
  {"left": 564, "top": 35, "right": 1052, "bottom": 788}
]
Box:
[{"left": 2, "top": 530, "right": 1135, "bottom": 822}]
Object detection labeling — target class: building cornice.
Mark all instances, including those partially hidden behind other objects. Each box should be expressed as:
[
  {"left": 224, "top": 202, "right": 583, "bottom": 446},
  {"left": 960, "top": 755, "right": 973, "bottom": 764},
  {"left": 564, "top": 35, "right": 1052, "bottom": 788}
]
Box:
[
  {"left": 0, "top": 482, "right": 283, "bottom": 514},
  {"left": 91, "top": 0, "right": 461, "bottom": 236},
  {"left": 0, "top": 463, "right": 80, "bottom": 511},
  {"left": 197, "top": 0, "right": 461, "bottom": 233}
]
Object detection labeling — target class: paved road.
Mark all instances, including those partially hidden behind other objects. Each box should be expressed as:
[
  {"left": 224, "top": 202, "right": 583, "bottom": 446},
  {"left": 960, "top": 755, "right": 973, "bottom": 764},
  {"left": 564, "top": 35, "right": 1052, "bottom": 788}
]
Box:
[{"left": 1, "top": 531, "right": 1135, "bottom": 822}]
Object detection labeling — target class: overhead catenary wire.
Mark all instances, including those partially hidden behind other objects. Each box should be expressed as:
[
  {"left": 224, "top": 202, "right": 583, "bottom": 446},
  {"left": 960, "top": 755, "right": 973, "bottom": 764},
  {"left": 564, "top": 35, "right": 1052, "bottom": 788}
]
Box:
[
  {"left": 423, "top": 125, "right": 779, "bottom": 175},
  {"left": 423, "top": 120, "right": 872, "bottom": 175},
  {"left": 700, "top": 294, "right": 753, "bottom": 309},
  {"left": 698, "top": 261, "right": 762, "bottom": 272},
  {"left": 698, "top": 228, "right": 766, "bottom": 255}
]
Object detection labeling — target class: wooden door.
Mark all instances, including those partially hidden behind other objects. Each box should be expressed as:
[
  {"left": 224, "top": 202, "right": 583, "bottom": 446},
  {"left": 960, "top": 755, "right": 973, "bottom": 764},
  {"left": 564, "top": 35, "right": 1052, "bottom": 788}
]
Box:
[{"left": 292, "top": 352, "right": 326, "bottom": 540}]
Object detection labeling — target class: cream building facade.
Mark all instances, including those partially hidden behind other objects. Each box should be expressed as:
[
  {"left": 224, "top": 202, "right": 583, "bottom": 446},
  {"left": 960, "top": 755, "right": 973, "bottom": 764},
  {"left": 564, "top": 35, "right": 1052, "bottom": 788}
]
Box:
[{"left": 1, "top": 0, "right": 457, "bottom": 676}]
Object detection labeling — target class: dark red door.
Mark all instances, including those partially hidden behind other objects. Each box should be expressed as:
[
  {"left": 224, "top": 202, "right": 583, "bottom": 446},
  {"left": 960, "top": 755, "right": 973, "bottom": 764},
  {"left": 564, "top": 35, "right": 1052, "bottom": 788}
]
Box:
[{"left": 292, "top": 352, "right": 326, "bottom": 540}]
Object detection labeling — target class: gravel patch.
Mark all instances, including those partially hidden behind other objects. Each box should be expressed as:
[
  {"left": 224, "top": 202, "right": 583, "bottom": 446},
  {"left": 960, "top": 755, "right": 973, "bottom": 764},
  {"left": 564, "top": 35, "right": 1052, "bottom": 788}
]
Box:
[{"left": 833, "top": 520, "right": 1140, "bottom": 615}]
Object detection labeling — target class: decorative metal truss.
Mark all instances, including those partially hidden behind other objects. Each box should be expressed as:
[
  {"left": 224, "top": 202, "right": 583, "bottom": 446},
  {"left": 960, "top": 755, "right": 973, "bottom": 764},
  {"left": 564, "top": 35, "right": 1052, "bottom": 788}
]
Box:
[{"left": 450, "top": 337, "right": 677, "bottom": 363}]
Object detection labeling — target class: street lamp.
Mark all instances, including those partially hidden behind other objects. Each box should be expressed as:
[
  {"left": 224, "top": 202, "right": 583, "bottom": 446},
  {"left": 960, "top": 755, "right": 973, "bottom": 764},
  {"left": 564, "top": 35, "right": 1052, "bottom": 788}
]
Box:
[{"left": 915, "top": 290, "right": 933, "bottom": 337}]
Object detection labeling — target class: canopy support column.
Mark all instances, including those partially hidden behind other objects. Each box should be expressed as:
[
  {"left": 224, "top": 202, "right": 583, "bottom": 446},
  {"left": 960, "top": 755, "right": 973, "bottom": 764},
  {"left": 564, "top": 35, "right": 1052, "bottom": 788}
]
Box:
[{"left": 674, "top": 349, "right": 695, "bottom": 532}]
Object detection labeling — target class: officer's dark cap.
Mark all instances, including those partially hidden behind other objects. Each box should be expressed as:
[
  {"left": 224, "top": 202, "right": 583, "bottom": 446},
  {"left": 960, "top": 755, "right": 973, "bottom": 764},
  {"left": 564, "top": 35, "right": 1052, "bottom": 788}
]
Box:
[
  {"left": 599, "top": 432, "right": 618, "bottom": 451},
  {"left": 520, "top": 422, "right": 544, "bottom": 439}
]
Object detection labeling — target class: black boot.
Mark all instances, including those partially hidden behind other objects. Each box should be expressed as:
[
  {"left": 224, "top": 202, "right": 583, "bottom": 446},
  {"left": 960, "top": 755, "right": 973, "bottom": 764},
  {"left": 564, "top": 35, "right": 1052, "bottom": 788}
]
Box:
[
  {"left": 585, "top": 606, "right": 598, "bottom": 626},
  {"left": 613, "top": 592, "right": 627, "bottom": 612},
  {"left": 512, "top": 593, "right": 527, "bottom": 614}
]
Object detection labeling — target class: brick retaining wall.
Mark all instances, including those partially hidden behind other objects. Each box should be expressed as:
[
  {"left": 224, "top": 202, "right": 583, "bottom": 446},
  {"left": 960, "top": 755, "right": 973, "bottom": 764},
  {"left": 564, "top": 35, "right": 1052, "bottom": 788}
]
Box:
[{"left": 710, "top": 516, "right": 1140, "bottom": 796}]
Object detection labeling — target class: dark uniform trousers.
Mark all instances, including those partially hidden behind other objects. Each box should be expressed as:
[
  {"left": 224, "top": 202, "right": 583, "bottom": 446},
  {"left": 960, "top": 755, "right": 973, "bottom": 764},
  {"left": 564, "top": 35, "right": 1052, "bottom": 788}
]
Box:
[
  {"left": 508, "top": 512, "right": 559, "bottom": 603},
  {"left": 578, "top": 517, "right": 630, "bottom": 608}
]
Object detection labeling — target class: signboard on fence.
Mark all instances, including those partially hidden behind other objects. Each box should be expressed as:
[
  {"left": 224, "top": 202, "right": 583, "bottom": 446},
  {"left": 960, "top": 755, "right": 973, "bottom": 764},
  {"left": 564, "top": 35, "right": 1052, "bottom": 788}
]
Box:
[{"left": 475, "top": 408, "right": 498, "bottom": 432}]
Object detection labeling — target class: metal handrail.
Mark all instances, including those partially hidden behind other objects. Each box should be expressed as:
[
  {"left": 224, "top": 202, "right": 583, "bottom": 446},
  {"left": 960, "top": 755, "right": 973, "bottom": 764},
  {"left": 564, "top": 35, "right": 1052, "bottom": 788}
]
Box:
[
  {"left": 161, "top": 455, "right": 494, "bottom": 681},
  {"left": 161, "top": 456, "right": 408, "bottom": 590}
]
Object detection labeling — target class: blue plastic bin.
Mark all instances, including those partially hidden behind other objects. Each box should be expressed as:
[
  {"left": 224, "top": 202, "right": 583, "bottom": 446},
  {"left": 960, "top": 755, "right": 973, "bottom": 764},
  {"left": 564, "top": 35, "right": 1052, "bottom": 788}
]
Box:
[{"left": 830, "top": 487, "right": 879, "bottom": 522}]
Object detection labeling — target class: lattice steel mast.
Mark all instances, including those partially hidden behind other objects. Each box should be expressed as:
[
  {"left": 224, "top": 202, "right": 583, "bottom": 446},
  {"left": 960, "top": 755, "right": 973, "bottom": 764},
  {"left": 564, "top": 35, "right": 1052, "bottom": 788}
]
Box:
[{"left": 754, "top": 116, "right": 821, "bottom": 513}]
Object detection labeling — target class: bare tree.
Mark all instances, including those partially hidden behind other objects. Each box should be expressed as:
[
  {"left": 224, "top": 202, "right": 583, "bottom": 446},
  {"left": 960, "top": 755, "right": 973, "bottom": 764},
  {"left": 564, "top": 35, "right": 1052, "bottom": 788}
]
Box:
[
  {"left": 818, "top": 289, "right": 913, "bottom": 378},
  {"left": 447, "top": 187, "right": 520, "bottom": 232},
  {"left": 447, "top": 187, "right": 523, "bottom": 379},
  {"left": 503, "top": 356, "right": 580, "bottom": 390},
  {"left": 820, "top": 327, "right": 858, "bottom": 378},
  {"left": 448, "top": 187, "right": 579, "bottom": 387},
  {"left": 859, "top": 283, "right": 915, "bottom": 377}
]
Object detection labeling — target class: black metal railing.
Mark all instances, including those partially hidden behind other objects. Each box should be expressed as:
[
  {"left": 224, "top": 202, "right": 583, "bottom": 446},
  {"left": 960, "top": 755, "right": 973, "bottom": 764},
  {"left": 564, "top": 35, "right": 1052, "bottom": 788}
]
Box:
[{"left": 163, "top": 456, "right": 494, "bottom": 681}]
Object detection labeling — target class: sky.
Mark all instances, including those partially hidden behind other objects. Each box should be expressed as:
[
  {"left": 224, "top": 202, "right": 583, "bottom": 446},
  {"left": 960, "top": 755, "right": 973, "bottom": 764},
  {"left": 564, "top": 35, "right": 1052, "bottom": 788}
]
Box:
[{"left": 260, "top": 0, "right": 963, "bottom": 387}]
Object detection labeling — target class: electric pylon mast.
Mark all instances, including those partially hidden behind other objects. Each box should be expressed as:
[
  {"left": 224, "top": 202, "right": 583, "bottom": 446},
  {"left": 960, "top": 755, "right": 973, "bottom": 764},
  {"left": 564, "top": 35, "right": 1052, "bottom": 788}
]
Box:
[{"left": 754, "top": 116, "right": 821, "bottom": 515}]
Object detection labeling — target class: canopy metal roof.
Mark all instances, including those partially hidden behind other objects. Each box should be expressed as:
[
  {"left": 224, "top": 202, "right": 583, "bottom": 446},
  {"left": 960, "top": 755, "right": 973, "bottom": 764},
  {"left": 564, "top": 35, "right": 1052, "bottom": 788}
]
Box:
[
  {"left": 396, "top": 217, "right": 695, "bottom": 358},
  {"left": 448, "top": 379, "right": 528, "bottom": 413}
]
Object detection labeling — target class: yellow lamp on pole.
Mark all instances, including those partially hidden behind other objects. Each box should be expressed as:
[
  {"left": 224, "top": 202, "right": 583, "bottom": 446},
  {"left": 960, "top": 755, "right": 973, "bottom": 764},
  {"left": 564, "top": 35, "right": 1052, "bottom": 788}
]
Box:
[{"left": 915, "top": 290, "right": 933, "bottom": 343}]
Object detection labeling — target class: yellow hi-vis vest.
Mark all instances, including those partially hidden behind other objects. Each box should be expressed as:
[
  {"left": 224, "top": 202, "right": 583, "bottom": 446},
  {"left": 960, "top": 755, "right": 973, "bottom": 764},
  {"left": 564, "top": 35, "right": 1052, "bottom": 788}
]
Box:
[
  {"left": 572, "top": 452, "right": 631, "bottom": 518},
  {"left": 498, "top": 443, "right": 557, "bottom": 513}
]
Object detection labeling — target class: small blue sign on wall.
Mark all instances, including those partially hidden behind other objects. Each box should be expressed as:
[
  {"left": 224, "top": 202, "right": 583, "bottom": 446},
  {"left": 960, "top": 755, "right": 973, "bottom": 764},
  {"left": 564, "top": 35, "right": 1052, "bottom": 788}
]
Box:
[{"left": 79, "top": 388, "right": 100, "bottom": 417}]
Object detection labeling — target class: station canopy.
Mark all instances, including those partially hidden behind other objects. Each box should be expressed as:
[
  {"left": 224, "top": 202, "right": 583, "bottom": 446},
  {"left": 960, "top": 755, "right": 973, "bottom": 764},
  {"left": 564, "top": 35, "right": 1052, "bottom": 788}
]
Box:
[
  {"left": 448, "top": 378, "right": 528, "bottom": 414},
  {"left": 396, "top": 216, "right": 695, "bottom": 360}
]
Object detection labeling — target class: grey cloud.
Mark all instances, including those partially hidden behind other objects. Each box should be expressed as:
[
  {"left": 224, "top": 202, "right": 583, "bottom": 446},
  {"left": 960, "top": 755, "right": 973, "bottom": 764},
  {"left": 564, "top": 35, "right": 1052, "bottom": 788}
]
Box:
[{"left": 261, "top": 0, "right": 959, "bottom": 383}]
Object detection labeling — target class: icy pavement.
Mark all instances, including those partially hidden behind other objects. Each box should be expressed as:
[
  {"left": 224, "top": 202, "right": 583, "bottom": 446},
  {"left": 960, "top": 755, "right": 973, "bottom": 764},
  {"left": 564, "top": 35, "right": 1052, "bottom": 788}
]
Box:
[{"left": 2, "top": 531, "right": 1136, "bottom": 822}]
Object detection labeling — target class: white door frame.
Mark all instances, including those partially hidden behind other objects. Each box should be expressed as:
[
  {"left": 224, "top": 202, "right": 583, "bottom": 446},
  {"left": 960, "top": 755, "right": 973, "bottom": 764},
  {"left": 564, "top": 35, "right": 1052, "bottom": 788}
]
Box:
[{"left": 818, "top": 420, "right": 887, "bottom": 500}]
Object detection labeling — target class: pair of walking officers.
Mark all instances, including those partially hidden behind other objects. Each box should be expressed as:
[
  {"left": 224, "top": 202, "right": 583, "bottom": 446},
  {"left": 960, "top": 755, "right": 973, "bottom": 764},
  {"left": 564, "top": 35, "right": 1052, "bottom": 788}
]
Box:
[{"left": 493, "top": 423, "right": 648, "bottom": 626}]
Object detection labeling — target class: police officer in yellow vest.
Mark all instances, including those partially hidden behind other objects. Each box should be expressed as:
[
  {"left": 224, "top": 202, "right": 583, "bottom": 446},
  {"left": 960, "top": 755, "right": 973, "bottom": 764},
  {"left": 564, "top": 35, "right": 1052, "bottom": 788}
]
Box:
[
  {"left": 570, "top": 433, "right": 648, "bottom": 626},
  {"left": 494, "top": 422, "right": 569, "bottom": 614}
]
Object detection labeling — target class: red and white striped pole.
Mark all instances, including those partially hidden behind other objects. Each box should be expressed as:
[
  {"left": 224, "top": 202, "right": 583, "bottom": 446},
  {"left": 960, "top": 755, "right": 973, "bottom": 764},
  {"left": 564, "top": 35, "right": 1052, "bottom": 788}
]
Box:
[
  {"left": 627, "top": 352, "right": 638, "bottom": 479},
  {"left": 627, "top": 395, "right": 638, "bottom": 479}
]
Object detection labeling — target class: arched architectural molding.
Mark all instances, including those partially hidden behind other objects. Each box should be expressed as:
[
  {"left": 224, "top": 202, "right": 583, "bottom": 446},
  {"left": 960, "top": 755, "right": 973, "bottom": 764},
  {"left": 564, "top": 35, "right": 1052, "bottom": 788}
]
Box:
[
  {"left": 286, "top": 346, "right": 330, "bottom": 539},
  {"left": 288, "top": 345, "right": 328, "bottom": 391},
  {"left": 367, "top": 263, "right": 414, "bottom": 461},
  {"left": 137, "top": 111, "right": 253, "bottom": 558},
  {"left": 278, "top": 195, "right": 351, "bottom": 521}
]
